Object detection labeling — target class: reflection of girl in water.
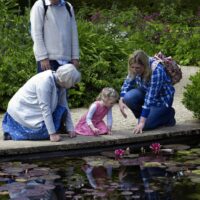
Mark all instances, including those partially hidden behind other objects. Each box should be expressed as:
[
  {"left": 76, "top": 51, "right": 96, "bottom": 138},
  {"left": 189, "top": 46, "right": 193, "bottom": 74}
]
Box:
[{"left": 82, "top": 164, "right": 112, "bottom": 189}]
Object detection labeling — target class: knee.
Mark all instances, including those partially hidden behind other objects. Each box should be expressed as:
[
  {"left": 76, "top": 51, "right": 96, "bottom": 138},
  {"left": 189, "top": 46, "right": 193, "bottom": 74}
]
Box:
[
  {"left": 123, "top": 93, "right": 133, "bottom": 105},
  {"left": 123, "top": 89, "right": 144, "bottom": 106}
]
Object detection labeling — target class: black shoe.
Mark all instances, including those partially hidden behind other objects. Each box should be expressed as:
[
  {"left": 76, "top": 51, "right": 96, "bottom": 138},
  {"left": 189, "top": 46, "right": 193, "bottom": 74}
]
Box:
[
  {"left": 59, "top": 110, "right": 67, "bottom": 134},
  {"left": 3, "top": 132, "right": 12, "bottom": 140}
]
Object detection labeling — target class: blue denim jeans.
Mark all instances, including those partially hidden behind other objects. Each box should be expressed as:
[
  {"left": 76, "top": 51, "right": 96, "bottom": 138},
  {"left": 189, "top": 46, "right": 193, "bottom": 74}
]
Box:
[{"left": 123, "top": 88, "right": 175, "bottom": 130}]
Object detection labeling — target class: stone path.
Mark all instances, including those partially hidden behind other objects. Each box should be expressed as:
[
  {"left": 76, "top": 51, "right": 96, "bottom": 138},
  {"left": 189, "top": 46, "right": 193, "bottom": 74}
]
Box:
[
  {"left": 0, "top": 66, "right": 199, "bottom": 157},
  {"left": 71, "top": 66, "right": 199, "bottom": 131}
]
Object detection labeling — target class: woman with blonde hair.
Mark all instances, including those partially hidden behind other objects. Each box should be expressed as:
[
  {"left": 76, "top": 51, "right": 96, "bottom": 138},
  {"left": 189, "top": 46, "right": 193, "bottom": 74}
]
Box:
[{"left": 119, "top": 50, "right": 176, "bottom": 134}]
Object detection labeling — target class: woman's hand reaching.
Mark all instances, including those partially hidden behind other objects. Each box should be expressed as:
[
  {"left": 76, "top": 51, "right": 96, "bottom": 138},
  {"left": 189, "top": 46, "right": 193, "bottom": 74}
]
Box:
[
  {"left": 133, "top": 123, "right": 144, "bottom": 134},
  {"left": 133, "top": 117, "right": 146, "bottom": 134}
]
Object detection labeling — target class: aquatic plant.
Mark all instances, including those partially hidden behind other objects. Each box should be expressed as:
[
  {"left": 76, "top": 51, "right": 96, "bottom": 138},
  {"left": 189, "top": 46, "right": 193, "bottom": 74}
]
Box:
[
  {"left": 114, "top": 149, "right": 125, "bottom": 158},
  {"left": 150, "top": 143, "right": 161, "bottom": 154}
]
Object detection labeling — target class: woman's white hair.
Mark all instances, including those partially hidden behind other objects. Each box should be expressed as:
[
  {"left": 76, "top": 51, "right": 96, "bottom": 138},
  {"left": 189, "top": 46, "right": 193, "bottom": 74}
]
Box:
[{"left": 56, "top": 64, "right": 81, "bottom": 88}]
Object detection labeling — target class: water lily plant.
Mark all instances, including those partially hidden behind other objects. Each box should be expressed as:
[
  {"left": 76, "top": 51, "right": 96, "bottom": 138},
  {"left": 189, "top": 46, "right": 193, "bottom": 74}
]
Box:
[
  {"left": 150, "top": 143, "right": 161, "bottom": 154},
  {"left": 114, "top": 149, "right": 125, "bottom": 158}
]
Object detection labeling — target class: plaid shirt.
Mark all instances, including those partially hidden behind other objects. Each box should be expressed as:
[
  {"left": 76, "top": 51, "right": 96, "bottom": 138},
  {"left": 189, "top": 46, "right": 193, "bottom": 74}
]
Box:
[{"left": 120, "top": 57, "right": 175, "bottom": 118}]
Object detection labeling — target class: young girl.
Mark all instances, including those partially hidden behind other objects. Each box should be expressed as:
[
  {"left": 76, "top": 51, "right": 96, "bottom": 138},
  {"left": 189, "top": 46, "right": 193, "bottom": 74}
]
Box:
[{"left": 75, "top": 87, "right": 119, "bottom": 136}]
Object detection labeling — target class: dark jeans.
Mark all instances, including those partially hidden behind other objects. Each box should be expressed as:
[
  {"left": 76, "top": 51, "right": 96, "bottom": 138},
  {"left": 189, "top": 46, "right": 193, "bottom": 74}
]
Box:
[
  {"left": 123, "top": 88, "right": 175, "bottom": 130},
  {"left": 37, "top": 60, "right": 61, "bottom": 73}
]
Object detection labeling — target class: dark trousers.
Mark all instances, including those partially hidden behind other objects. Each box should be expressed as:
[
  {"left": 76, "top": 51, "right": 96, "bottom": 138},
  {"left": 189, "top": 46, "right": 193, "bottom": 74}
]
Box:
[{"left": 37, "top": 60, "right": 61, "bottom": 73}]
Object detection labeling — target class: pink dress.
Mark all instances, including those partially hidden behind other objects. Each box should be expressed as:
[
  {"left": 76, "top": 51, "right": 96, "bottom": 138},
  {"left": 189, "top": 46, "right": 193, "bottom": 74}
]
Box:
[{"left": 75, "top": 101, "right": 109, "bottom": 136}]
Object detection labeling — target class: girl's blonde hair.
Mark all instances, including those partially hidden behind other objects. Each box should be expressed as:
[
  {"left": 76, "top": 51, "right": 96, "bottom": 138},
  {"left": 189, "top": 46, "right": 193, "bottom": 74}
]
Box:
[
  {"left": 96, "top": 87, "right": 119, "bottom": 102},
  {"left": 128, "top": 50, "right": 151, "bottom": 81}
]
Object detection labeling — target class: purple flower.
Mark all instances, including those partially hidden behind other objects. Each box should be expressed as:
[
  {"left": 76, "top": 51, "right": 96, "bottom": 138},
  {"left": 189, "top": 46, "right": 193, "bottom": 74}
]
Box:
[
  {"left": 150, "top": 143, "right": 161, "bottom": 154},
  {"left": 114, "top": 149, "right": 125, "bottom": 157}
]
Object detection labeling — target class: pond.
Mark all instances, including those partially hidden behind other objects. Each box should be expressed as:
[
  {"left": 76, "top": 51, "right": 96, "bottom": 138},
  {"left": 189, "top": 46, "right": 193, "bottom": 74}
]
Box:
[{"left": 0, "top": 143, "right": 200, "bottom": 200}]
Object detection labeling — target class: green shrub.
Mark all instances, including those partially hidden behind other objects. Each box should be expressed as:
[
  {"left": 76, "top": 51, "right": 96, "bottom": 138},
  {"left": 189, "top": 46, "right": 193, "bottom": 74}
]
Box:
[
  {"left": 69, "top": 19, "right": 129, "bottom": 107},
  {"left": 182, "top": 71, "right": 200, "bottom": 119},
  {"left": 0, "top": 0, "right": 35, "bottom": 110},
  {"left": 0, "top": 1, "right": 200, "bottom": 110}
]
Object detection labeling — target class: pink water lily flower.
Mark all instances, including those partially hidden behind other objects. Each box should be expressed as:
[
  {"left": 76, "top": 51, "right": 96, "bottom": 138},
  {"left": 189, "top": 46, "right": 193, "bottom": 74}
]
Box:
[
  {"left": 114, "top": 149, "right": 125, "bottom": 157},
  {"left": 150, "top": 143, "right": 161, "bottom": 154}
]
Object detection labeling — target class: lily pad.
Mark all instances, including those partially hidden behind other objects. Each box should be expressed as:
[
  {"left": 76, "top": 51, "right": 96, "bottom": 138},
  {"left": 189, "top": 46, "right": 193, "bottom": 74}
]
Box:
[
  {"left": 121, "top": 191, "right": 133, "bottom": 195},
  {"left": 176, "top": 150, "right": 194, "bottom": 156},
  {"left": 123, "top": 154, "right": 139, "bottom": 159},
  {"left": 100, "top": 151, "right": 115, "bottom": 158},
  {"left": 119, "top": 158, "right": 140, "bottom": 166},
  {"left": 39, "top": 174, "right": 61, "bottom": 180},
  {"left": 166, "top": 166, "right": 182, "bottom": 173},
  {"left": 103, "top": 160, "right": 120, "bottom": 168},
  {"left": 160, "top": 149, "right": 174, "bottom": 154},
  {"left": 138, "top": 155, "right": 166, "bottom": 163},
  {"left": 184, "top": 159, "right": 200, "bottom": 166},
  {"left": 191, "top": 169, "right": 200, "bottom": 175},
  {"left": 82, "top": 156, "right": 110, "bottom": 167},
  {"left": 163, "top": 161, "right": 183, "bottom": 167},
  {"left": 22, "top": 188, "right": 46, "bottom": 197},
  {"left": 188, "top": 175, "right": 200, "bottom": 183},
  {"left": 15, "top": 177, "right": 29, "bottom": 183},
  {"left": 190, "top": 148, "right": 200, "bottom": 155},
  {"left": 0, "top": 182, "right": 26, "bottom": 192},
  {"left": 3, "top": 167, "right": 24, "bottom": 174},
  {"left": 143, "top": 162, "right": 165, "bottom": 168},
  {"left": 162, "top": 144, "right": 190, "bottom": 151},
  {"left": 0, "top": 172, "right": 9, "bottom": 176},
  {"left": 27, "top": 168, "right": 50, "bottom": 177},
  {"left": 0, "top": 191, "right": 9, "bottom": 195}
]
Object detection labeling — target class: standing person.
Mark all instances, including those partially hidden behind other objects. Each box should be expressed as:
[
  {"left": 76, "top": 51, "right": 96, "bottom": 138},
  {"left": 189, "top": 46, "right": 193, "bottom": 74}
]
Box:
[
  {"left": 75, "top": 87, "right": 119, "bottom": 136},
  {"left": 119, "top": 50, "right": 176, "bottom": 134},
  {"left": 2, "top": 64, "right": 81, "bottom": 142},
  {"left": 30, "top": 0, "right": 79, "bottom": 72}
]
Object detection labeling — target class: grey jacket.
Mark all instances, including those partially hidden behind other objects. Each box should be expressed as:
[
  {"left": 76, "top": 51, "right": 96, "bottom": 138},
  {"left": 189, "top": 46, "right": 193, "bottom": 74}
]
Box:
[{"left": 30, "top": 0, "right": 79, "bottom": 61}]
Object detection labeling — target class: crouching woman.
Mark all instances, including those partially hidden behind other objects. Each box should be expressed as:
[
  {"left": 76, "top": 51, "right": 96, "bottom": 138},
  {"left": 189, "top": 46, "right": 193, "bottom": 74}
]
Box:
[
  {"left": 119, "top": 50, "right": 176, "bottom": 134},
  {"left": 2, "top": 64, "right": 81, "bottom": 142}
]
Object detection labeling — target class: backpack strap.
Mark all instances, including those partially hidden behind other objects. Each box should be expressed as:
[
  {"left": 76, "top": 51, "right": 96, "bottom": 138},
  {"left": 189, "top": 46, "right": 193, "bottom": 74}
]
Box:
[
  {"left": 42, "top": 0, "right": 72, "bottom": 18},
  {"left": 151, "top": 60, "right": 160, "bottom": 71},
  {"left": 65, "top": 2, "right": 72, "bottom": 17},
  {"left": 42, "top": 0, "right": 48, "bottom": 18}
]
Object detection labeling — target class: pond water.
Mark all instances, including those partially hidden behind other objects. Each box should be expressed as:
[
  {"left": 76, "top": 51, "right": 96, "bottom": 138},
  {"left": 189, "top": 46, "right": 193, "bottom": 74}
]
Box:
[{"left": 0, "top": 143, "right": 200, "bottom": 200}]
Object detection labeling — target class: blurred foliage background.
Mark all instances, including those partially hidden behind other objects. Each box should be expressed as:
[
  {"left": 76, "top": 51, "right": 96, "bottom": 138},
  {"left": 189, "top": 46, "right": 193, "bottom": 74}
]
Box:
[{"left": 0, "top": 0, "right": 200, "bottom": 118}]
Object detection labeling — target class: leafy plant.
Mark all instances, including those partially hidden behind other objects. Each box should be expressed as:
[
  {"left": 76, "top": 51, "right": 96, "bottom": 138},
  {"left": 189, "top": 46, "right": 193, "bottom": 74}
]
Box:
[
  {"left": 0, "top": 0, "right": 200, "bottom": 110},
  {"left": 182, "top": 71, "right": 200, "bottom": 119},
  {"left": 69, "top": 19, "right": 128, "bottom": 107},
  {"left": 0, "top": 0, "right": 35, "bottom": 110}
]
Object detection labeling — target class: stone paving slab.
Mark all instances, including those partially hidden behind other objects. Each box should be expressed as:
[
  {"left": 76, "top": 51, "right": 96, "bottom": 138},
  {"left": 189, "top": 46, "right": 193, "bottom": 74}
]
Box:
[
  {"left": 0, "top": 66, "right": 199, "bottom": 157},
  {"left": 0, "top": 121, "right": 199, "bottom": 157}
]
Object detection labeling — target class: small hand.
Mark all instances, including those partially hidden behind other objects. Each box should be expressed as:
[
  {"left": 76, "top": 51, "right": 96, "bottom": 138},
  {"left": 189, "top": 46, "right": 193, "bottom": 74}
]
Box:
[
  {"left": 92, "top": 128, "right": 100, "bottom": 136},
  {"left": 50, "top": 133, "right": 61, "bottom": 142},
  {"left": 68, "top": 131, "right": 76, "bottom": 138},
  {"left": 40, "top": 58, "right": 51, "bottom": 71}
]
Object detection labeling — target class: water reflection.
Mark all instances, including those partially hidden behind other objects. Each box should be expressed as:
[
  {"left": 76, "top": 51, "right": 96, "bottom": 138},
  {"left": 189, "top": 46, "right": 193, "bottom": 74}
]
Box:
[
  {"left": 82, "top": 164, "right": 112, "bottom": 190},
  {"left": 0, "top": 144, "right": 200, "bottom": 199}
]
